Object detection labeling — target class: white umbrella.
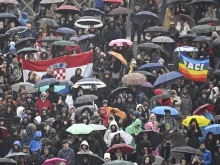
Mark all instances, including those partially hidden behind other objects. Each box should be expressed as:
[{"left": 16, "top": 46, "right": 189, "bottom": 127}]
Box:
[
  {"left": 11, "top": 82, "right": 38, "bottom": 93},
  {"left": 151, "top": 36, "right": 174, "bottom": 43},
  {"left": 174, "top": 46, "right": 198, "bottom": 52},
  {"left": 108, "top": 130, "right": 133, "bottom": 147},
  {"left": 74, "top": 16, "right": 103, "bottom": 29},
  {"left": 72, "top": 78, "right": 106, "bottom": 89}
]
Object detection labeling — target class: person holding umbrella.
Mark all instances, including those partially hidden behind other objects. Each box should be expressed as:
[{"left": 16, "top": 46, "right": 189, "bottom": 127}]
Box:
[
  {"left": 159, "top": 109, "right": 177, "bottom": 133},
  {"left": 176, "top": 17, "right": 190, "bottom": 35},
  {"left": 163, "top": 3, "right": 174, "bottom": 29}
]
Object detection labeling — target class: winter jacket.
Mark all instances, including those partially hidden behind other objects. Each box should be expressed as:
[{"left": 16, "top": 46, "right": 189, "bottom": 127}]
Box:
[
  {"left": 196, "top": 149, "right": 212, "bottom": 165},
  {"left": 170, "top": 90, "right": 181, "bottom": 111},
  {"left": 123, "top": 94, "right": 136, "bottom": 113},
  {"left": 185, "top": 84, "right": 200, "bottom": 103},
  {"left": 163, "top": 8, "right": 173, "bottom": 28},
  {"left": 213, "top": 147, "right": 220, "bottom": 165},
  {"left": 104, "top": 121, "right": 118, "bottom": 147},
  {"left": 87, "top": 138, "right": 101, "bottom": 156},
  {"left": 21, "top": 28, "right": 36, "bottom": 39},
  {"left": 209, "top": 87, "right": 219, "bottom": 103},
  {"left": 58, "top": 147, "right": 75, "bottom": 165},
  {"left": 186, "top": 125, "right": 202, "bottom": 148},
  {"left": 29, "top": 131, "right": 42, "bottom": 153},
  {"left": 36, "top": 93, "right": 51, "bottom": 114},
  {"left": 176, "top": 21, "right": 190, "bottom": 35},
  {"left": 47, "top": 128, "right": 61, "bottom": 150},
  {"left": 102, "top": 76, "right": 115, "bottom": 99},
  {"left": 8, "top": 140, "right": 21, "bottom": 153},
  {"left": 70, "top": 68, "right": 83, "bottom": 84},
  {"left": 21, "top": 125, "right": 34, "bottom": 146},
  {"left": 159, "top": 116, "right": 177, "bottom": 132},
  {"left": 78, "top": 140, "right": 93, "bottom": 153},
  {"left": 1, "top": 104, "right": 16, "bottom": 129},
  {"left": 5, "top": 130, "right": 21, "bottom": 153},
  {"left": 88, "top": 89, "right": 104, "bottom": 108},
  {"left": 180, "top": 91, "right": 192, "bottom": 115},
  {"left": 196, "top": 97, "right": 212, "bottom": 109},
  {"left": 95, "top": 0, "right": 104, "bottom": 8},
  {"left": 19, "top": 12, "right": 29, "bottom": 26}
]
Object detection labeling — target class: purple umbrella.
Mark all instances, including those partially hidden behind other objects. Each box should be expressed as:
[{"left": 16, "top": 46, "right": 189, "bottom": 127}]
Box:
[{"left": 142, "top": 82, "right": 153, "bottom": 88}]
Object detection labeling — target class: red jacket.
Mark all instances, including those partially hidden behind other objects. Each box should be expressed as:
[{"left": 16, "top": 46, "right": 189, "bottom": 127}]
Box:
[{"left": 36, "top": 99, "right": 51, "bottom": 114}]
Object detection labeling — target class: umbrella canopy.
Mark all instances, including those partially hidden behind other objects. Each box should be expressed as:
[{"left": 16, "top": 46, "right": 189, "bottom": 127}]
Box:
[
  {"left": 37, "top": 18, "right": 59, "bottom": 27},
  {"left": 40, "top": 0, "right": 64, "bottom": 5},
  {"left": 209, "top": 37, "right": 220, "bottom": 48},
  {"left": 173, "top": 14, "right": 196, "bottom": 28},
  {"left": 153, "top": 71, "right": 184, "bottom": 87},
  {"left": 190, "top": 0, "right": 215, "bottom": 4},
  {"left": 75, "top": 16, "right": 103, "bottom": 28},
  {"left": 6, "top": 26, "right": 27, "bottom": 35},
  {"left": 104, "top": 160, "right": 134, "bottom": 165},
  {"left": 5, "top": 152, "right": 30, "bottom": 160},
  {"left": 131, "top": 11, "right": 161, "bottom": 26},
  {"left": 193, "top": 36, "right": 212, "bottom": 42},
  {"left": 204, "top": 124, "right": 220, "bottom": 135},
  {"left": 107, "top": 6, "right": 131, "bottom": 15},
  {"left": 54, "top": 80, "right": 73, "bottom": 86},
  {"left": 198, "top": 17, "right": 219, "bottom": 24},
  {"left": 89, "top": 124, "right": 107, "bottom": 131},
  {"left": 34, "top": 78, "right": 57, "bottom": 88},
  {"left": 167, "top": 0, "right": 187, "bottom": 4},
  {"left": 132, "top": 71, "right": 155, "bottom": 77},
  {"left": 74, "top": 95, "right": 98, "bottom": 105},
  {"left": 15, "top": 37, "right": 35, "bottom": 48},
  {"left": 0, "top": 158, "right": 17, "bottom": 163},
  {"left": 0, "top": 126, "right": 9, "bottom": 138},
  {"left": 182, "top": 115, "right": 210, "bottom": 127},
  {"left": 0, "top": 0, "right": 19, "bottom": 4},
  {"left": 193, "top": 104, "right": 214, "bottom": 115},
  {"left": 103, "top": 0, "right": 123, "bottom": 2},
  {"left": 42, "top": 158, "right": 68, "bottom": 165},
  {"left": 139, "top": 63, "right": 164, "bottom": 72},
  {"left": 76, "top": 153, "right": 105, "bottom": 165},
  {"left": 178, "top": 34, "right": 197, "bottom": 40},
  {"left": 40, "top": 36, "right": 62, "bottom": 42},
  {"left": 108, "top": 130, "right": 133, "bottom": 146},
  {"left": 142, "top": 82, "right": 153, "bottom": 88},
  {"left": 109, "top": 39, "right": 133, "bottom": 47},
  {"left": 16, "top": 47, "right": 38, "bottom": 54},
  {"left": 72, "top": 77, "right": 106, "bottom": 89},
  {"left": 0, "top": 13, "right": 20, "bottom": 26},
  {"left": 174, "top": 46, "right": 198, "bottom": 52},
  {"left": 171, "top": 146, "right": 203, "bottom": 155},
  {"left": 56, "top": 27, "right": 77, "bottom": 35},
  {"left": 0, "top": 34, "right": 8, "bottom": 43},
  {"left": 53, "top": 40, "right": 76, "bottom": 46},
  {"left": 75, "top": 105, "right": 96, "bottom": 115},
  {"left": 137, "top": 43, "right": 163, "bottom": 51},
  {"left": 151, "top": 106, "right": 179, "bottom": 115},
  {"left": 108, "top": 51, "right": 127, "bottom": 65},
  {"left": 55, "top": 5, "right": 81, "bottom": 15},
  {"left": 83, "top": 8, "right": 105, "bottom": 17},
  {"left": 77, "top": 34, "right": 96, "bottom": 42},
  {"left": 66, "top": 124, "right": 94, "bottom": 134},
  {"left": 151, "top": 36, "right": 174, "bottom": 43},
  {"left": 191, "top": 25, "right": 214, "bottom": 34},
  {"left": 215, "top": 115, "right": 220, "bottom": 121},
  {"left": 107, "top": 144, "right": 134, "bottom": 155},
  {"left": 136, "top": 130, "right": 163, "bottom": 149},
  {"left": 107, "top": 87, "right": 132, "bottom": 101},
  {"left": 11, "top": 82, "right": 38, "bottom": 93},
  {"left": 122, "top": 73, "right": 146, "bottom": 85},
  {"left": 144, "top": 26, "right": 169, "bottom": 33}
]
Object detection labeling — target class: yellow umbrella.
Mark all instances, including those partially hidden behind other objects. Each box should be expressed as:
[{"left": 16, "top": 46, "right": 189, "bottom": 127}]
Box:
[
  {"left": 108, "top": 51, "right": 127, "bottom": 65},
  {"left": 182, "top": 115, "right": 210, "bottom": 127}
]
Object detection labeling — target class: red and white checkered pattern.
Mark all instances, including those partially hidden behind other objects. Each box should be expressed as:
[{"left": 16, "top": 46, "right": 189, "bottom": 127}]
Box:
[{"left": 52, "top": 68, "right": 66, "bottom": 80}]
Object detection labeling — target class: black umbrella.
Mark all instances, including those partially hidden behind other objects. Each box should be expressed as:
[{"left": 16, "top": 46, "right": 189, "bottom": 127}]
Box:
[
  {"left": 15, "top": 37, "right": 35, "bottom": 49},
  {"left": 132, "top": 71, "right": 155, "bottom": 77},
  {"left": 197, "top": 17, "right": 219, "bottom": 24},
  {"left": 190, "top": 0, "right": 215, "bottom": 4},
  {"left": 5, "top": 152, "right": 31, "bottom": 160},
  {"left": 167, "top": 0, "right": 187, "bottom": 4},
  {"left": 34, "top": 78, "right": 57, "bottom": 88},
  {"left": 214, "top": 115, "right": 220, "bottom": 121},
  {"left": 144, "top": 26, "right": 169, "bottom": 33},
  {"left": 150, "top": 93, "right": 171, "bottom": 109},
  {"left": 178, "top": 34, "right": 197, "bottom": 40},
  {"left": 191, "top": 25, "right": 214, "bottom": 34},
  {"left": 0, "top": 158, "right": 17, "bottom": 164},
  {"left": 0, "top": 34, "right": 8, "bottom": 43},
  {"left": 0, "top": 13, "right": 20, "bottom": 26},
  {"left": 74, "top": 95, "right": 98, "bottom": 105},
  {"left": 171, "top": 146, "right": 203, "bottom": 155},
  {"left": 107, "top": 87, "right": 133, "bottom": 101},
  {"left": 40, "top": 36, "right": 62, "bottom": 42},
  {"left": 37, "top": 18, "right": 59, "bottom": 27},
  {"left": 137, "top": 43, "right": 163, "bottom": 51},
  {"left": 104, "top": 160, "right": 134, "bottom": 165},
  {"left": 209, "top": 37, "right": 220, "bottom": 48},
  {"left": 53, "top": 80, "right": 73, "bottom": 86},
  {"left": 6, "top": 26, "right": 28, "bottom": 35},
  {"left": 76, "top": 153, "right": 105, "bottom": 165},
  {"left": 131, "top": 11, "right": 161, "bottom": 26},
  {"left": 136, "top": 130, "right": 163, "bottom": 149},
  {"left": 173, "top": 14, "right": 196, "bottom": 28},
  {"left": 53, "top": 40, "right": 76, "bottom": 46},
  {"left": 193, "top": 36, "right": 212, "bottom": 42}
]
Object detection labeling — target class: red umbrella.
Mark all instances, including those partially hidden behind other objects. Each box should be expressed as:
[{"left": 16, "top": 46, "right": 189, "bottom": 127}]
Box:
[
  {"left": 107, "top": 144, "right": 134, "bottom": 155},
  {"left": 0, "top": 126, "right": 9, "bottom": 138},
  {"left": 55, "top": 5, "right": 81, "bottom": 15},
  {"left": 193, "top": 104, "right": 214, "bottom": 115},
  {"left": 103, "top": 0, "right": 123, "bottom": 2}
]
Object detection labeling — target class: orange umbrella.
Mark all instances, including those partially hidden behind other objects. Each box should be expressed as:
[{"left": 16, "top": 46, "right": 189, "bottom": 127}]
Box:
[
  {"left": 105, "top": 107, "right": 126, "bottom": 121},
  {"left": 108, "top": 51, "right": 127, "bottom": 66}
]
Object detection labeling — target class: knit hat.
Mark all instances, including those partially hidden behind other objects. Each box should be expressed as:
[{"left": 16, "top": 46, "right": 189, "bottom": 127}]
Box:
[
  {"left": 169, "top": 22, "right": 175, "bottom": 26},
  {"left": 165, "top": 123, "right": 170, "bottom": 127},
  {"left": 104, "top": 153, "right": 111, "bottom": 160}
]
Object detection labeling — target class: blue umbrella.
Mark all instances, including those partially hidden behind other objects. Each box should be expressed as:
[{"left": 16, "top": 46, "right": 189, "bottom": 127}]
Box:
[
  {"left": 34, "top": 78, "right": 57, "bottom": 88},
  {"left": 56, "top": 27, "right": 77, "bottom": 35},
  {"left": 83, "top": 8, "right": 105, "bottom": 17},
  {"left": 139, "top": 63, "right": 164, "bottom": 72},
  {"left": 153, "top": 71, "right": 184, "bottom": 87},
  {"left": 201, "top": 124, "right": 220, "bottom": 140},
  {"left": 151, "top": 106, "right": 179, "bottom": 115},
  {"left": 77, "top": 34, "right": 96, "bottom": 42}
]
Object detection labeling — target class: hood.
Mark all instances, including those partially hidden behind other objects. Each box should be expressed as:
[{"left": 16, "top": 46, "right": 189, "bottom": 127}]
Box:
[
  {"left": 150, "top": 113, "right": 156, "bottom": 120},
  {"left": 40, "top": 50, "right": 49, "bottom": 60},
  {"left": 109, "top": 120, "right": 118, "bottom": 130},
  {"left": 92, "top": 112, "right": 100, "bottom": 119},
  {"left": 5, "top": 103, "right": 13, "bottom": 113},
  {"left": 17, "top": 106, "right": 25, "bottom": 117},
  {"left": 80, "top": 140, "right": 89, "bottom": 149},
  {"left": 13, "top": 141, "right": 21, "bottom": 148},
  {"left": 9, "top": 45, "right": 16, "bottom": 51},
  {"left": 132, "top": 118, "right": 142, "bottom": 127},
  {"left": 212, "top": 87, "right": 219, "bottom": 95},
  {"left": 75, "top": 68, "right": 82, "bottom": 75},
  {"left": 108, "top": 18, "right": 115, "bottom": 25},
  {"left": 144, "top": 122, "right": 154, "bottom": 130},
  {"left": 40, "top": 92, "right": 46, "bottom": 98},
  {"left": 133, "top": 111, "right": 140, "bottom": 118},
  {"left": 26, "top": 125, "right": 33, "bottom": 133},
  {"left": 154, "top": 89, "right": 163, "bottom": 95},
  {"left": 22, "top": 12, "right": 28, "bottom": 19},
  {"left": 35, "top": 116, "right": 41, "bottom": 125},
  {"left": 136, "top": 104, "right": 144, "bottom": 111},
  {"left": 170, "top": 90, "right": 177, "bottom": 98},
  {"left": 34, "top": 131, "right": 42, "bottom": 138},
  {"left": 68, "top": 106, "right": 75, "bottom": 113},
  {"left": 49, "top": 128, "right": 57, "bottom": 138}
]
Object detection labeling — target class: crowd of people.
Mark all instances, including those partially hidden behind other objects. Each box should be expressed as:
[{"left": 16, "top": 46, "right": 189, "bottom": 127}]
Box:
[{"left": 0, "top": 0, "right": 220, "bottom": 165}]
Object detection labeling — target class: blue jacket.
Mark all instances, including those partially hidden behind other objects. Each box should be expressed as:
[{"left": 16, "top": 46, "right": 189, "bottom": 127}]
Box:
[
  {"left": 9, "top": 141, "right": 21, "bottom": 154},
  {"left": 192, "top": 149, "right": 212, "bottom": 165},
  {"left": 19, "top": 12, "right": 29, "bottom": 26},
  {"left": 95, "top": 0, "right": 104, "bottom": 8},
  {"left": 29, "top": 131, "right": 42, "bottom": 153},
  {"left": 202, "top": 112, "right": 214, "bottom": 123},
  {"left": 21, "top": 28, "right": 36, "bottom": 39},
  {"left": 21, "top": 125, "right": 34, "bottom": 146}
]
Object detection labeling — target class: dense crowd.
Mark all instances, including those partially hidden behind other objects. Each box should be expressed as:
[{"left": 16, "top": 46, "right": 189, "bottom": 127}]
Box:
[{"left": 0, "top": 0, "right": 220, "bottom": 165}]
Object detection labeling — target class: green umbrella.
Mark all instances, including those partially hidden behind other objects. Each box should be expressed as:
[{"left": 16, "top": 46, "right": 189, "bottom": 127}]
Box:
[
  {"left": 191, "top": 25, "right": 214, "bottom": 34},
  {"left": 17, "top": 47, "right": 38, "bottom": 54},
  {"left": 53, "top": 40, "right": 76, "bottom": 46},
  {"left": 66, "top": 124, "right": 106, "bottom": 135}
]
